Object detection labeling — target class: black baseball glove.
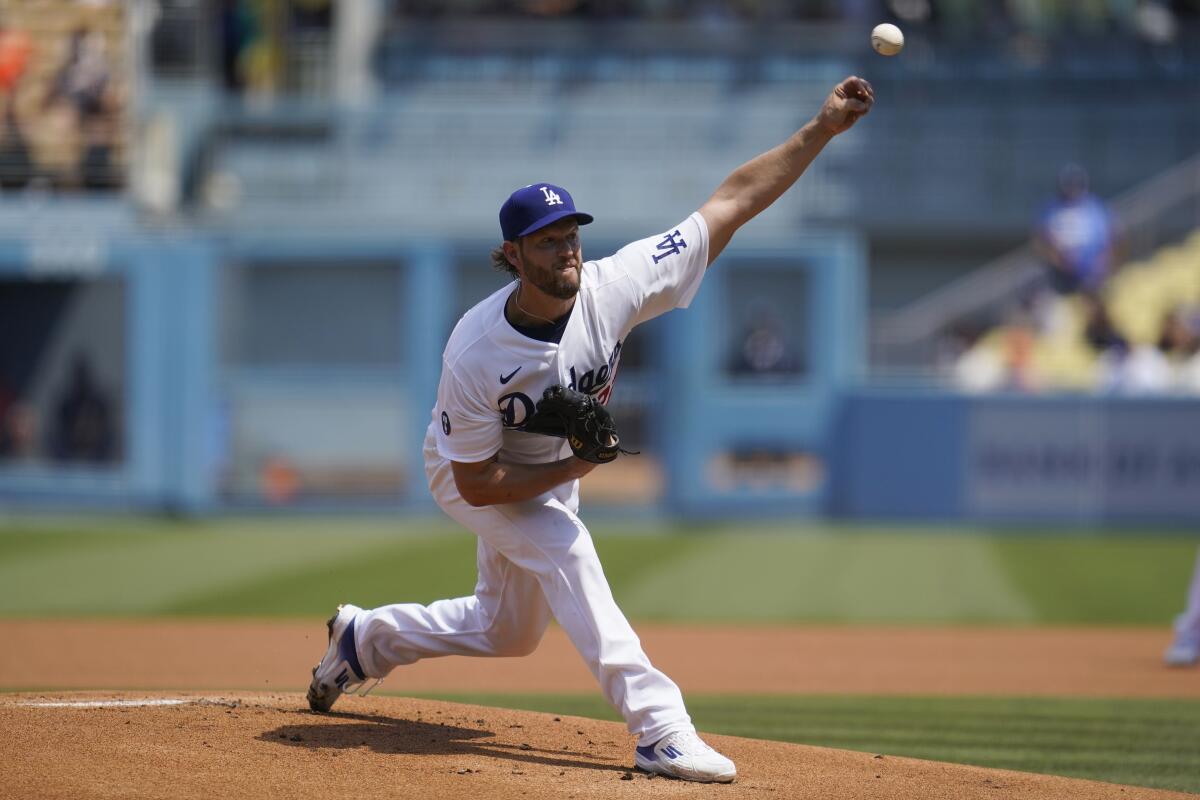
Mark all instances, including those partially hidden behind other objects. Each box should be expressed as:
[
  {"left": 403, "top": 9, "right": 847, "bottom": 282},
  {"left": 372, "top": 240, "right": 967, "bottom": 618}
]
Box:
[{"left": 519, "top": 385, "right": 632, "bottom": 464}]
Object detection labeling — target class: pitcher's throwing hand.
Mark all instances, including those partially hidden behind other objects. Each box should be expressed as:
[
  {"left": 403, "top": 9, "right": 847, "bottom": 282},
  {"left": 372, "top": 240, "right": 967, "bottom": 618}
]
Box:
[{"left": 818, "top": 76, "right": 875, "bottom": 136}]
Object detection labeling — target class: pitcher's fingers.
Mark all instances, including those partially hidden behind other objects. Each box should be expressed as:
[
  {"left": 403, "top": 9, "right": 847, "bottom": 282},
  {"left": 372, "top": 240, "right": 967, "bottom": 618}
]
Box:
[{"left": 842, "top": 75, "right": 874, "bottom": 101}]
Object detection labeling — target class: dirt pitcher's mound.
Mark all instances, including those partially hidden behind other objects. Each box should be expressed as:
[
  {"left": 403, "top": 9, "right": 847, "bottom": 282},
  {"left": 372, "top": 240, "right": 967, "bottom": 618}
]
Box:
[{"left": 2, "top": 693, "right": 1191, "bottom": 800}]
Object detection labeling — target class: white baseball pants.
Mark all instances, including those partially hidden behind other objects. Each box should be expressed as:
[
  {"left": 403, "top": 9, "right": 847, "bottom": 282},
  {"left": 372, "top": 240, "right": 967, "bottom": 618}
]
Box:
[
  {"left": 1175, "top": 547, "right": 1200, "bottom": 642},
  {"left": 352, "top": 457, "right": 693, "bottom": 743}
]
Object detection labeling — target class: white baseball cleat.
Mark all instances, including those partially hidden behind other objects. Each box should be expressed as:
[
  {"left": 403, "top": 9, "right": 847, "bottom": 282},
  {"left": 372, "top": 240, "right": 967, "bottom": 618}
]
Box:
[
  {"left": 634, "top": 730, "right": 737, "bottom": 783},
  {"left": 307, "top": 604, "right": 374, "bottom": 712},
  {"left": 1164, "top": 637, "right": 1200, "bottom": 668}
]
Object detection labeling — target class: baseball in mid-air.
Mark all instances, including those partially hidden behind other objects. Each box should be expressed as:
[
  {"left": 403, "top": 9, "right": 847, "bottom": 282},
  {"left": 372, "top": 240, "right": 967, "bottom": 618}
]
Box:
[{"left": 871, "top": 23, "right": 904, "bottom": 56}]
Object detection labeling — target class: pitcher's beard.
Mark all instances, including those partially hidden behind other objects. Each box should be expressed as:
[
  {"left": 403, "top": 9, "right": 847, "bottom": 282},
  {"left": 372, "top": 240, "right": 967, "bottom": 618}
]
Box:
[{"left": 525, "top": 263, "right": 580, "bottom": 300}]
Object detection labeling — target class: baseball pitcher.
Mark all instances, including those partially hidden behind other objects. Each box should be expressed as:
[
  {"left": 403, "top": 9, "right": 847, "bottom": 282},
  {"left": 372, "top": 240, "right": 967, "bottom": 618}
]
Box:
[{"left": 308, "top": 75, "right": 874, "bottom": 783}]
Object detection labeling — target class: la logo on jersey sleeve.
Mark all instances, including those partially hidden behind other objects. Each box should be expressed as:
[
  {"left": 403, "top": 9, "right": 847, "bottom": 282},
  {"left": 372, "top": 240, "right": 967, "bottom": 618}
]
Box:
[{"left": 652, "top": 230, "right": 687, "bottom": 263}]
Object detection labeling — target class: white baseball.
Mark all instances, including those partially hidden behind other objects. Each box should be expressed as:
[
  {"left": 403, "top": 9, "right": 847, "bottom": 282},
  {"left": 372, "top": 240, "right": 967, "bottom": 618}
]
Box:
[{"left": 871, "top": 23, "right": 904, "bottom": 56}]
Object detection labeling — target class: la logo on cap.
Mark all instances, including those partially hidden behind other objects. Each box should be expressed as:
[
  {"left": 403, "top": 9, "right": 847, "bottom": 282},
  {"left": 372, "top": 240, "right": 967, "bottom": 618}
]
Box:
[{"left": 499, "top": 182, "right": 593, "bottom": 241}]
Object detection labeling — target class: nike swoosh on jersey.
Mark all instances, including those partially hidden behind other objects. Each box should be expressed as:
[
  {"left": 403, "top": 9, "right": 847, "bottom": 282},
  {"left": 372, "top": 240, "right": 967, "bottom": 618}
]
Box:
[{"left": 499, "top": 367, "right": 522, "bottom": 384}]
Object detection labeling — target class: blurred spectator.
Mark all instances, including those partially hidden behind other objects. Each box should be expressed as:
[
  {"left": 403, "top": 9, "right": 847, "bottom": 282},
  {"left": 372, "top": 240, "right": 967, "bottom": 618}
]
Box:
[
  {"left": 219, "top": 0, "right": 283, "bottom": 96},
  {"left": 218, "top": 0, "right": 252, "bottom": 92},
  {"left": 51, "top": 353, "right": 117, "bottom": 463},
  {"left": 1165, "top": 547, "right": 1200, "bottom": 667},
  {"left": 46, "top": 28, "right": 110, "bottom": 121},
  {"left": 1157, "top": 306, "right": 1200, "bottom": 375},
  {"left": 43, "top": 26, "right": 121, "bottom": 190},
  {"left": 952, "top": 328, "right": 1004, "bottom": 393},
  {"left": 0, "top": 400, "right": 40, "bottom": 462},
  {"left": 953, "top": 316, "right": 1042, "bottom": 393},
  {"left": 1080, "top": 292, "right": 1126, "bottom": 352},
  {"left": 1115, "top": 344, "right": 1175, "bottom": 394},
  {"left": 1080, "top": 292, "right": 1137, "bottom": 392},
  {"left": 1162, "top": 306, "right": 1200, "bottom": 394},
  {"left": 1033, "top": 164, "right": 1123, "bottom": 297},
  {"left": 0, "top": 21, "right": 33, "bottom": 190},
  {"left": 1157, "top": 306, "right": 1199, "bottom": 358},
  {"left": 1098, "top": 305, "right": 1200, "bottom": 394}
]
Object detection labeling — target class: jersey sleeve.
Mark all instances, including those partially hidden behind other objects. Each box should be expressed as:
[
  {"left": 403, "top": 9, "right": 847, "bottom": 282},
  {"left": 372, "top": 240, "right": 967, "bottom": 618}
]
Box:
[
  {"left": 434, "top": 363, "right": 502, "bottom": 464},
  {"left": 609, "top": 212, "right": 710, "bottom": 325}
]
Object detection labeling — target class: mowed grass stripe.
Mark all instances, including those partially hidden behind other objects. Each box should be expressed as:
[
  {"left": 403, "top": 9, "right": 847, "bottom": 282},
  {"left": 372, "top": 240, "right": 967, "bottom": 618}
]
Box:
[
  {"left": 421, "top": 693, "right": 1200, "bottom": 794},
  {"left": 164, "top": 534, "right": 480, "bottom": 616},
  {"left": 0, "top": 518, "right": 1196, "bottom": 623},
  {"left": 167, "top": 530, "right": 706, "bottom": 616},
  {"left": 614, "top": 532, "right": 1034, "bottom": 622},
  {"left": 0, "top": 523, "right": 709, "bottom": 618},
  {"left": 0, "top": 533, "right": 386, "bottom": 615},
  {"left": 0, "top": 518, "right": 450, "bottom": 616},
  {"left": 990, "top": 535, "right": 1200, "bottom": 625}
]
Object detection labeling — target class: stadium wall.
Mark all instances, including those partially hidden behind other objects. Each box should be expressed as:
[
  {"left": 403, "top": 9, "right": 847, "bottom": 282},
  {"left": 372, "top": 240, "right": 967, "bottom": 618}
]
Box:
[{"left": 833, "top": 389, "right": 1200, "bottom": 525}]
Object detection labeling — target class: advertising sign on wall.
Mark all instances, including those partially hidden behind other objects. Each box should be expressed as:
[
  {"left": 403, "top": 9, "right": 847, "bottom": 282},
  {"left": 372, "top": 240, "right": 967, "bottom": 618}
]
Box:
[{"left": 967, "top": 402, "right": 1200, "bottom": 520}]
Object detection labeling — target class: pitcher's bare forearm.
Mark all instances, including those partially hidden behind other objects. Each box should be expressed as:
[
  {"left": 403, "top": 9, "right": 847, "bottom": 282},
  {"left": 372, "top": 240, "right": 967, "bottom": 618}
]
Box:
[
  {"left": 700, "top": 76, "right": 873, "bottom": 264},
  {"left": 701, "top": 119, "right": 834, "bottom": 254},
  {"left": 451, "top": 454, "right": 596, "bottom": 507}
]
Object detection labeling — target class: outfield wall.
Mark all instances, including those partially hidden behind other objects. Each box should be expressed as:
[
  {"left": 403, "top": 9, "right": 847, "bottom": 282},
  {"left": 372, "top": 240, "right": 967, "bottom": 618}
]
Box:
[{"left": 833, "top": 390, "right": 1200, "bottom": 525}]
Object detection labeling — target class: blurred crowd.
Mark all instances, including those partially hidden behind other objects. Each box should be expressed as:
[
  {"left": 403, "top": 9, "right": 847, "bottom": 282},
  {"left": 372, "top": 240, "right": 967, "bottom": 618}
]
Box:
[
  {"left": 190, "top": 0, "right": 1200, "bottom": 103},
  {"left": 0, "top": 0, "right": 124, "bottom": 194},
  {"left": 382, "top": 0, "right": 1200, "bottom": 37},
  {"left": 951, "top": 165, "right": 1200, "bottom": 396}
]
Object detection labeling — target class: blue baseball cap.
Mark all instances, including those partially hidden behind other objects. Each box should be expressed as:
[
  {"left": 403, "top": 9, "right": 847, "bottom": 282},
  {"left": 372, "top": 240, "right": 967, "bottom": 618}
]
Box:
[{"left": 499, "top": 183, "right": 594, "bottom": 242}]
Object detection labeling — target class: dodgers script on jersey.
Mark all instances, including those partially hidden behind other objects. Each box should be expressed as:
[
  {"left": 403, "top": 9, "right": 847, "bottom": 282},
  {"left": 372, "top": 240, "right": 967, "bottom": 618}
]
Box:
[{"left": 424, "top": 212, "right": 709, "bottom": 507}]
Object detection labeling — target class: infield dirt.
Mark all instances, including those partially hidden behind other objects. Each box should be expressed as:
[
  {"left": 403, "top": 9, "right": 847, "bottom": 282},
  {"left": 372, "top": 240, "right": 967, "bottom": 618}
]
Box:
[
  {"left": 4, "top": 692, "right": 1195, "bottom": 800},
  {"left": 2, "top": 621, "right": 1196, "bottom": 799},
  {"left": 1, "top": 619, "right": 1196, "bottom": 696}
]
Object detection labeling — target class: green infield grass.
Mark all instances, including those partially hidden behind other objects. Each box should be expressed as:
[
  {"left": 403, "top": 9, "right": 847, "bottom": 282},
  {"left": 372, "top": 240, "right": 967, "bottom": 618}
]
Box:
[
  {"left": 0, "top": 516, "right": 1195, "bottom": 624},
  {"left": 420, "top": 693, "right": 1200, "bottom": 794}
]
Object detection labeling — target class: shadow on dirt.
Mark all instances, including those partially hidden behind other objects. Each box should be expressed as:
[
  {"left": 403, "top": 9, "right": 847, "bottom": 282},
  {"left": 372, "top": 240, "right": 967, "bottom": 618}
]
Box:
[{"left": 260, "top": 709, "right": 629, "bottom": 774}]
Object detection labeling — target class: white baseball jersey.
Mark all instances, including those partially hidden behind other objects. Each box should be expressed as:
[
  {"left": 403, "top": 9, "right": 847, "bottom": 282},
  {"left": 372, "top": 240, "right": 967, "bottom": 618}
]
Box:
[{"left": 424, "top": 212, "right": 710, "bottom": 507}]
